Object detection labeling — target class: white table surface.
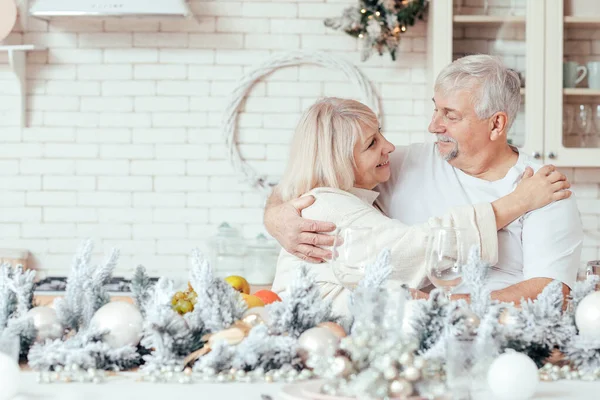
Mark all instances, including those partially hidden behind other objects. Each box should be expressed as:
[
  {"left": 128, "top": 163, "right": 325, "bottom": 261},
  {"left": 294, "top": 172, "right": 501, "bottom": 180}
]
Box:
[{"left": 12, "top": 372, "right": 600, "bottom": 400}]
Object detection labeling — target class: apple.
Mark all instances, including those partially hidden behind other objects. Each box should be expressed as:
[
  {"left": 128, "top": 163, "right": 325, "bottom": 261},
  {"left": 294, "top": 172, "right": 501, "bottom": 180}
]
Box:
[
  {"left": 253, "top": 290, "right": 282, "bottom": 305},
  {"left": 224, "top": 275, "right": 250, "bottom": 295},
  {"left": 241, "top": 294, "right": 265, "bottom": 309}
]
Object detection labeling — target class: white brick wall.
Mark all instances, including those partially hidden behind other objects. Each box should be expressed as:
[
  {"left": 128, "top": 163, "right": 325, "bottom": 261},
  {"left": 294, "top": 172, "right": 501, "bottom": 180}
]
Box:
[{"left": 0, "top": 0, "right": 598, "bottom": 277}]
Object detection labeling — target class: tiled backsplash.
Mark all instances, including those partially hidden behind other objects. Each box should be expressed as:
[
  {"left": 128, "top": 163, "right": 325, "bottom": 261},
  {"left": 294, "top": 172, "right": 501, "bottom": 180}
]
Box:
[{"left": 0, "top": 0, "right": 598, "bottom": 278}]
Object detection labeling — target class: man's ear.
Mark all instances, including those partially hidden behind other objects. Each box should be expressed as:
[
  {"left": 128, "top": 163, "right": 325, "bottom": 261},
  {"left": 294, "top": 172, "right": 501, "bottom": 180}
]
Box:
[{"left": 489, "top": 112, "right": 508, "bottom": 141}]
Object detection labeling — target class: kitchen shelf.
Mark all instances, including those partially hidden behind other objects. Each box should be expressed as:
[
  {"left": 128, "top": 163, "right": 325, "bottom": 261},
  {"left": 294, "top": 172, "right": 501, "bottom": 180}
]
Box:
[
  {"left": 0, "top": 45, "right": 46, "bottom": 128},
  {"left": 564, "top": 16, "right": 600, "bottom": 28},
  {"left": 453, "top": 15, "right": 526, "bottom": 26},
  {"left": 563, "top": 88, "right": 600, "bottom": 96}
]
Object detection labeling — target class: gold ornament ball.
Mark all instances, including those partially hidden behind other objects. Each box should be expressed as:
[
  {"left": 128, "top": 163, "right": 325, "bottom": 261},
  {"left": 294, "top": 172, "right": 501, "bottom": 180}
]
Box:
[
  {"left": 389, "top": 378, "right": 413, "bottom": 397},
  {"left": 403, "top": 366, "right": 421, "bottom": 382},
  {"left": 242, "top": 313, "right": 264, "bottom": 328},
  {"left": 331, "top": 356, "right": 353, "bottom": 377},
  {"left": 317, "top": 322, "right": 347, "bottom": 339},
  {"left": 297, "top": 327, "right": 340, "bottom": 363}
]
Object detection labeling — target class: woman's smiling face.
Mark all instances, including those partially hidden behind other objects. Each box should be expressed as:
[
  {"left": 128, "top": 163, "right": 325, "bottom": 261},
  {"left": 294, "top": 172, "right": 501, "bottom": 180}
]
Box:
[{"left": 352, "top": 125, "right": 395, "bottom": 190}]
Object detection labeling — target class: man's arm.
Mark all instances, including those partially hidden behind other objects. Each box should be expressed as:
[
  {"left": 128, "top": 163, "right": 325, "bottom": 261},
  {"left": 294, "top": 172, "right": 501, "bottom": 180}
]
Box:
[
  {"left": 263, "top": 187, "right": 336, "bottom": 263},
  {"left": 450, "top": 277, "right": 570, "bottom": 304},
  {"left": 451, "top": 193, "right": 583, "bottom": 304}
]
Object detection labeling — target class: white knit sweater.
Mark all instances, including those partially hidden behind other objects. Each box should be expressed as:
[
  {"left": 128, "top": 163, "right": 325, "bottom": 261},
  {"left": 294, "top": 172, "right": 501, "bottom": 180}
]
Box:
[{"left": 271, "top": 186, "right": 499, "bottom": 316}]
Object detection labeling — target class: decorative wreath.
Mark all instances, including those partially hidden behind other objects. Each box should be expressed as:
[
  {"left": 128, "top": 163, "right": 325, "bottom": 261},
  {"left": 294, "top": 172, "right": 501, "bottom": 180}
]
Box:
[{"left": 221, "top": 51, "right": 380, "bottom": 193}]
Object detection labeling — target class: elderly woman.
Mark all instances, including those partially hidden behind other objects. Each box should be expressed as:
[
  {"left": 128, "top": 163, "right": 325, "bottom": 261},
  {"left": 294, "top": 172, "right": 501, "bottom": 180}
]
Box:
[{"left": 270, "top": 97, "right": 571, "bottom": 316}]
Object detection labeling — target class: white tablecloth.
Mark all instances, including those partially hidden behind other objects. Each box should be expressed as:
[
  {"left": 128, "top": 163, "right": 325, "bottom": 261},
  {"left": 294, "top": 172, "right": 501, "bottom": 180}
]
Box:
[{"left": 12, "top": 372, "right": 600, "bottom": 400}]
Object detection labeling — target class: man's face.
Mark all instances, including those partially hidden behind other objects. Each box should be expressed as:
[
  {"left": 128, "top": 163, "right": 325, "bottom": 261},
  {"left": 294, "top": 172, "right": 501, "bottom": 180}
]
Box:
[{"left": 428, "top": 89, "right": 491, "bottom": 165}]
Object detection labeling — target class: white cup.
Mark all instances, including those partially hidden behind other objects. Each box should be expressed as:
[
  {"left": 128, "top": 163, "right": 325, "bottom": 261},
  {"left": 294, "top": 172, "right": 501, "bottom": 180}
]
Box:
[
  {"left": 564, "top": 62, "right": 587, "bottom": 88},
  {"left": 588, "top": 62, "right": 600, "bottom": 89}
]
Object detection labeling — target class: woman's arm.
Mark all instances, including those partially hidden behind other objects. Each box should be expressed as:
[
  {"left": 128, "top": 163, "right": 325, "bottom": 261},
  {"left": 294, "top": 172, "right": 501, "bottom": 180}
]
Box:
[{"left": 491, "top": 165, "right": 571, "bottom": 230}]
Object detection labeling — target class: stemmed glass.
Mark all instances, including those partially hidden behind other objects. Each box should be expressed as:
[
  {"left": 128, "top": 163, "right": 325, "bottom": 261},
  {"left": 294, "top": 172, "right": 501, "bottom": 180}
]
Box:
[
  {"left": 591, "top": 104, "right": 600, "bottom": 148},
  {"left": 425, "top": 227, "right": 468, "bottom": 300},
  {"left": 563, "top": 105, "right": 577, "bottom": 148},
  {"left": 576, "top": 104, "right": 593, "bottom": 148},
  {"left": 331, "top": 227, "right": 374, "bottom": 291}
]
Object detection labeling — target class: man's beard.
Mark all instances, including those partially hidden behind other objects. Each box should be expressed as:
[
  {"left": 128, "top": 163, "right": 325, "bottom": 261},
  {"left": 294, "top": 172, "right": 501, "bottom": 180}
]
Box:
[{"left": 435, "top": 134, "right": 459, "bottom": 161}]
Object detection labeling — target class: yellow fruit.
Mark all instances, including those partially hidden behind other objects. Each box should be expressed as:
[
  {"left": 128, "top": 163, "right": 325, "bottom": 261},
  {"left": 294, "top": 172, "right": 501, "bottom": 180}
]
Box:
[
  {"left": 174, "top": 299, "right": 194, "bottom": 315},
  {"left": 187, "top": 290, "right": 198, "bottom": 304},
  {"left": 241, "top": 294, "right": 265, "bottom": 309},
  {"left": 171, "top": 291, "right": 186, "bottom": 306},
  {"left": 224, "top": 275, "right": 250, "bottom": 295}
]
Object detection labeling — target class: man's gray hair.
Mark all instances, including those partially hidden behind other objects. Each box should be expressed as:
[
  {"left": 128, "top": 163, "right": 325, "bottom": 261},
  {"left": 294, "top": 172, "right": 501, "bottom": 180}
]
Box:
[{"left": 435, "top": 54, "right": 521, "bottom": 131}]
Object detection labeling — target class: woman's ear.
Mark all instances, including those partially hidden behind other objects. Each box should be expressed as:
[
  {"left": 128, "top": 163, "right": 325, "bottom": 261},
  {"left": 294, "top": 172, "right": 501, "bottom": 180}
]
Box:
[{"left": 489, "top": 112, "right": 508, "bottom": 141}]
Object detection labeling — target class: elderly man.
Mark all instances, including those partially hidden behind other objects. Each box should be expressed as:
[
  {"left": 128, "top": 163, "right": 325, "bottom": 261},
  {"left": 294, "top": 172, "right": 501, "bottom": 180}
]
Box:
[{"left": 263, "top": 55, "right": 583, "bottom": 303}]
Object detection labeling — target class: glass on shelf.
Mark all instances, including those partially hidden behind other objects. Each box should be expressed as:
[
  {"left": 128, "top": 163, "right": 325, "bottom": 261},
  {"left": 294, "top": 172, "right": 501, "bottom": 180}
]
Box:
[{"left": 563, "top": 103, "right": 600, "bottom": 148}]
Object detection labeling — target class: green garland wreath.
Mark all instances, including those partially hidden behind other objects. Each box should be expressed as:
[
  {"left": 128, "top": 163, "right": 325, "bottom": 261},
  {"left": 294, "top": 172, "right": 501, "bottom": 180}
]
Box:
[{"left": 325, "top": 0, "right": 429, "bottom": 61}]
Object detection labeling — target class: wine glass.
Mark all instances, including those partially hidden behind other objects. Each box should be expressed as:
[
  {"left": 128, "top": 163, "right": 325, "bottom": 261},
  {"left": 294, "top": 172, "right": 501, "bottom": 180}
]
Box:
[
  {"left": 591, "top": 104, "right": 600, "bottom": 148},
  {"left": 563, "top": 104, "right": 577, "bottom": 148},
  {"left": 425, "top": 227, "right": 468, "bottom": 300},
  {"left": 576, "top": 104, "right": 593, "bottom": 147},
  {"left": 331, "top": 227, "right": 374, "bottom": 291}
]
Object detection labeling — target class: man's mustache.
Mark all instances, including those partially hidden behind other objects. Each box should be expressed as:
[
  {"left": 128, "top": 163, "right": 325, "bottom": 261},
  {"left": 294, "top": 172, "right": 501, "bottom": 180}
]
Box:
[{"left": 436, "top": 134, "right": 457, "bottom": 144}]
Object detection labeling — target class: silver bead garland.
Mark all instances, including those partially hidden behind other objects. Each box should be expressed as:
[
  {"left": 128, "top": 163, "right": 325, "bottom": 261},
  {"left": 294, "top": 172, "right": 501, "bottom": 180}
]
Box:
[
  {"left": 140, "top": 365, "right": 313, "bottom": 384},
  {"left": 34, "top": 364, "right": 313, "bottom": 385},
  {"left": 538, "top": 363, "right": 600, "bottom": 382},
  {"left": 36, "top": 365, "right": 107, "bottom": 384}
]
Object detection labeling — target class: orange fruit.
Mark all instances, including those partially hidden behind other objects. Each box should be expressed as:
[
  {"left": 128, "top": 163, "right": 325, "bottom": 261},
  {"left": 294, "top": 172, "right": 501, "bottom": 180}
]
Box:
[
  {"left": 253, "top": 290, "right": 282, "bottom": 305},
  {"left": 241, "top": 293, "right": 265, "bottom": 309},
  {"left": 224, "top": 275, "right": 250, "bottom": 295}
]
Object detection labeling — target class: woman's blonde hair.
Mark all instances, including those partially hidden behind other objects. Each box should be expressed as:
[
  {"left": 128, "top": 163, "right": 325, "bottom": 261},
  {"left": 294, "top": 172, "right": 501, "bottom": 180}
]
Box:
[{"left": 279, "top": 97, "right": 379, "bottom": 201}]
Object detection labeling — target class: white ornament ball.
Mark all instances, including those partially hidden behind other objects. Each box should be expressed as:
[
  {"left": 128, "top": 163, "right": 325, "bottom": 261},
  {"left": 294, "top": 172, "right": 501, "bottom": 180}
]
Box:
[
  {"left": 487, "top": 352, "right": 539, "bottom": 400},
  {"left": 90, "top": 301, "right": 143, "bottom": 348},
  {"left": 26, "top": 306, "right": 63, "bottom": 342},
  {"left": 0, "top": 352, "right": 20, "bottom": 400},
  {"left": 297, "top": 327, "right": 340, "bottom": 362},
  {"left": 576, "top": 291, "right": 600, "bottom": 337}
]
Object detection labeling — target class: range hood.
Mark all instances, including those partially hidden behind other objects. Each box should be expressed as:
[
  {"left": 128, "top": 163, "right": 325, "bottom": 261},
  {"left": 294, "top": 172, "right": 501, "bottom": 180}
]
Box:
[{"left": 29, "top": 0, "right": 191, "bottom": 17}]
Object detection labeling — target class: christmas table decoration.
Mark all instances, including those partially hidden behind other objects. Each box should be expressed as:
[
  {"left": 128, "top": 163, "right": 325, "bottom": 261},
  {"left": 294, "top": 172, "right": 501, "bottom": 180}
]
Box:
[
  {"left": 16, "top": 238, "right": 600, "bottom": 395},
  {"left": 28, "top": 240, "right": 142, "bottom": 372},
  {"left": 0, "top": 262, "right": 36, "bottom": 358},
  {"left": 306, "top": 249, "right": 446, "bottom": 399}
]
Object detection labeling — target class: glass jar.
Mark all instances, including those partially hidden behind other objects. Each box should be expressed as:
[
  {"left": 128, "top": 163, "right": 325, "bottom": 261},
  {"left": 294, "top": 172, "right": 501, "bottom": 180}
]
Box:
[
  {"left": 244, "top": 234, "right": 279, "bottom": 285},
  {"left": 207, "top": 222, "right": 247, "bottom": 278},
  {"left": 586, "top": 260, "right": 600, "bottom": 277}
]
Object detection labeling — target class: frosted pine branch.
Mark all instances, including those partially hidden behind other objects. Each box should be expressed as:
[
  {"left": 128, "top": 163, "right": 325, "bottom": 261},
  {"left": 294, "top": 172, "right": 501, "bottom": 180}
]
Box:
[
  {"left": 268, "top": 265, "right": 333, "bottom": 338},
  {"left": 188, "top": 249, "right": 246, "bottom": 333},
  {"left": 130, "top": 265, "right": 155, "bottom": 317}
]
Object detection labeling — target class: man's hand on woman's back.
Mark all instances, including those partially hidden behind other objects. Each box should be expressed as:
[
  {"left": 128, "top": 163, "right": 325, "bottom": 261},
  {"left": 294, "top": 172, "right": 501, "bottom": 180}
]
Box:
[{"left": 264, "top": 194, "right": 336, "bottom": 263}]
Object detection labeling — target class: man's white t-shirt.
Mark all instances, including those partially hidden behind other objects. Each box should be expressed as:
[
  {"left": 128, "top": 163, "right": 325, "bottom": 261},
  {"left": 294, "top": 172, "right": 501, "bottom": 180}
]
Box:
[{"left": 376, "top": 143, "right": 584, "bottom": 292}]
